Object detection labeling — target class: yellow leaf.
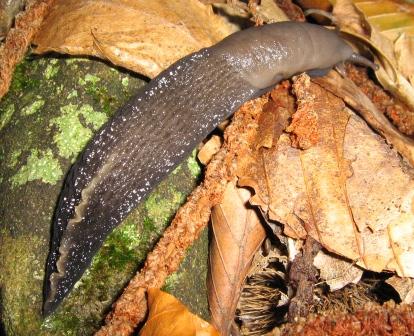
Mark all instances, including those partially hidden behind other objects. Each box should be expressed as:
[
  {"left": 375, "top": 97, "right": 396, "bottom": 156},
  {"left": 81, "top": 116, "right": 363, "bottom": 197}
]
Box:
[{"left": 140, "top": 288, "right": 219, "bottom": 336}]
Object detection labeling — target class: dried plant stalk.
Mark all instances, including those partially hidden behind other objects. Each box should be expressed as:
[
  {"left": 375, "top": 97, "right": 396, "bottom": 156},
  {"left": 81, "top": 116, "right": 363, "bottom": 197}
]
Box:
[{"left": 281, "top": 302, "right": 414, "bottom": 336}]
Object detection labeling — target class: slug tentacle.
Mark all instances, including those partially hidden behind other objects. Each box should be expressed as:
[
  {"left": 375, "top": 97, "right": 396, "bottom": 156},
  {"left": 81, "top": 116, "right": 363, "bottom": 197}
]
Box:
[
  {"left": 348, "top": 53, "right": 379, "bottom": 71},
  {"left": 44, "top": 22, "right": 371, "bottom": 315}
]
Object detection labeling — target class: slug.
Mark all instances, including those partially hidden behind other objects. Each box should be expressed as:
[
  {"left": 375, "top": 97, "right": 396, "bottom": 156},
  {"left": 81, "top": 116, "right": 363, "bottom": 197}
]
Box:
[{"left": 43, "top": 21, "right": 376, "bottom": 315}]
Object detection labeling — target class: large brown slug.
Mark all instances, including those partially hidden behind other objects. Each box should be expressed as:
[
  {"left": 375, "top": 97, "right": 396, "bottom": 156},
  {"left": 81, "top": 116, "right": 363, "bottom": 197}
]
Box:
[{"left": 43, "top": 22, "right": 376, "bottom": 315}]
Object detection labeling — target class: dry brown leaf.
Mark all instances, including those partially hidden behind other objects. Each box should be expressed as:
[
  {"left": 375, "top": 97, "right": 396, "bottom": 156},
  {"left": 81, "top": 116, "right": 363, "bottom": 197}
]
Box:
[
  {"left": 140, "top": 288, "right": 219, "bottom": 336},
  {"left": 238, "top": 74, "right": 414, "bottom": 277},
  {"left": 289, "top": 76, "right": 362, "bottom": 260},
  {"left": 236, "top": 82, "right": 295, "bottom": 219},
  {"left": 314, "top": 250, "right": 363, "bottom": 291},
  {"left": 386, "top": 276, "right": 414, "bottom": 304},
  {"left": 256, "top": 0, "right": 290, "bottom": 23},
  {"left": 353, "top": 0, "right": 414, "bottom": 40},
  {"left": 313, "top": 70, "right": 414, "bottom": 168},
  {"left": 33, "top": 0, "right": 236, "bottom": 78},
  {"left": 207, "top": 181, "right": 266, "bottom": 336},
  {"left": 333, "top": 0, "right": 369, "bottom": 35}
]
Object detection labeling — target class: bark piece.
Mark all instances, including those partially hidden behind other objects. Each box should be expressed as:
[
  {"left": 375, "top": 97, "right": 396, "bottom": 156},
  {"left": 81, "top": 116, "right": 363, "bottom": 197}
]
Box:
[
  {"left": 281, "top": 302, "right": 414, "bottom": 336},
  {"left": 0, "top": 0, "right": 55, "bottom": 99},
  {"left": 288, "top": 237, "right": 320, "bottom": 321}
]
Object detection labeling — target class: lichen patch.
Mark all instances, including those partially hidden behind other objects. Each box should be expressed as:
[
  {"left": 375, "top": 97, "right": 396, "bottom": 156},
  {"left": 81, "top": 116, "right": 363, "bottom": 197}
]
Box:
[
  {"left": 10, "top": 149, "right": 63, "bottom": 187},
  {"left": 50, "top": 104, "right": 108, "bottom": 160},
  {"left": 21, "top": 98, "right": 45, "bottom": 116},
  {"left": 0, "top": 104, "right": 15, "bottom": 131}
]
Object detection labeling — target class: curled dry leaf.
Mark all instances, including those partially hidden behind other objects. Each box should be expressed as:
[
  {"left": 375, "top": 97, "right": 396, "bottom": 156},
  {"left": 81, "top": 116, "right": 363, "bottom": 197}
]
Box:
[
  {"left": 333, "top": 0, "right": 414, "bottom": 112},
  {"left": 333, "top": 0, "right": 369, "bottom": 35},
  {"left": 208, "top": 181, "right": 266, "bottom": 336},
  {"left": 140, "top": 288, "right": 219, "bottom": 336},
  {"left": 313, "top": 250, "right": 363, "bottom": 291},
  {"left": 33, "top": 0, "right": 236, "bottom": 78},
  {"left": 238, "top": 74, "right": 414, "bottom": 278}
]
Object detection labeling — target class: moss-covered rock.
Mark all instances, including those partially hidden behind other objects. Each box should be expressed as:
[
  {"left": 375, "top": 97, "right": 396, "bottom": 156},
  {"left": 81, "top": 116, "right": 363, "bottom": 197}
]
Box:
[{"left": 0, "top": 57, "right": 208, "bottom": 335}]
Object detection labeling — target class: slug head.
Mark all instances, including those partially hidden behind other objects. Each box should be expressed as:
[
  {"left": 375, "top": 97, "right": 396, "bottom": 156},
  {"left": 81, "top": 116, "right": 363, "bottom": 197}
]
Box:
[{"left": 212, "top": 22, "right": 376, "bottom": 90}]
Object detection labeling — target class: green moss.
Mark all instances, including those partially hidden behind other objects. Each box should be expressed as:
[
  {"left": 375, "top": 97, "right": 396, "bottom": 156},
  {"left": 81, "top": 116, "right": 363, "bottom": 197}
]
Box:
[
  {"left": 42, "top": 315, "right": 81, "bottom": 336},
  {"left": 56, "top": 84, "right": 64, "bottom": 95},
  {"left": 78, "top": 73, "right": 115, "bottom": 114},
  {"left": 79, "top": 74, "right": 101, "bottom": 86},
  {"left": 9, "top": 61, "right": 40, "bottom": 93},
  {"left": 65, "top": 58, "right": 80, "bottom": 65},
  {"left": 0, "top": 234, "right": 44, "bottom": 334},
  {"left": 145, "top": 187, "right": 185, "bottom": 229},
  {"left": 50, "top": 104, "right": 108, "bottom": 160},
  {"left": 21, "top": 98, "right": 45, "bottom": 116},
  {"left": 0, "top": 103, "right": 15, "bottom": 131},
  {"left": 10, "top": 149, "right": 63, "bottom": 187},
  {"left": 95, "top": 221, "right": 142, "bottom": 270},
  {"left": 80, "top": 104, "right": 108, "bottom": 129},
  {"left": 44, "top": 62, "right": 60, "bottom": 80},
  {"left": 187, "top": 149, "right": 201, "bottom": 178}
]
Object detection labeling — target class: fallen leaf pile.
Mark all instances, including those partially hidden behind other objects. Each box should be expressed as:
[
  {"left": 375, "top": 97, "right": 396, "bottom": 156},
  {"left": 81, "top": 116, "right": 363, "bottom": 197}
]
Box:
[
  {"left": 237, "top": 74, "right": 414, "bottom": 278},
  {"left": 334, "top": 0, "right": 414, "bottom": 112}
]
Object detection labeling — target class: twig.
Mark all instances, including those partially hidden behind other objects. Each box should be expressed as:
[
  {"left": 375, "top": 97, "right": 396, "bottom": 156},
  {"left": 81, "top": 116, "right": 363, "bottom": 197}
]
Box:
[{"left": 0, "top": 0, "right": 55, "bottom": 100}]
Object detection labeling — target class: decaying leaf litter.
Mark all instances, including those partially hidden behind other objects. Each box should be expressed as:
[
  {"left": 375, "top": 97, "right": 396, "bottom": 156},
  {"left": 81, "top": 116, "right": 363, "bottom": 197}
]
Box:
[{"left": 1, "top": 0, "right": 414, "bottom": 335}]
